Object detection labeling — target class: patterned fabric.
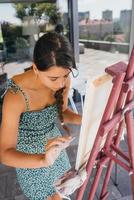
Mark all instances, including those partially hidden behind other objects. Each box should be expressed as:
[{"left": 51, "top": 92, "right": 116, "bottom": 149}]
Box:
[{"left": 7, "top": 79, "right": 71, "bottom": 200}]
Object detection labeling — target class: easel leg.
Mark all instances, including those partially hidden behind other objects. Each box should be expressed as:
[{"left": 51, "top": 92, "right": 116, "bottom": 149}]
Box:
[
  {"left": 131, "top": 176, "right": 134, "bottom": 198},
  {"left": 114, "top": 161, "right": 118, "bottom": 186},
  {"left": 88, "top": 164, "right": 104, "bottom": 200},
  {"left": 76, "top": 136, "right": 103, "bottom": 200},
  {"left": 100, "top": 120, "right": 124, "bottom": 198},
  {"left": 125, "top": 111, "right": 134, "bottom": 199}
]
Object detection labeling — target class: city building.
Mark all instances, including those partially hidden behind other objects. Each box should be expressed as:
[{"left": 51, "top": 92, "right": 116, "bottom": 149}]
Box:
[
  {"left": 120, "top": 9, "right": 132, "bottom": 31},
  {"left": 78, "top": 11, "right": 90, "bottom": 21},
  {"left": 102, "top": 10, "right": 113, "bottom": 21},
  {"left": 79, "top": 19, "right": 113, "bottom": 39}
]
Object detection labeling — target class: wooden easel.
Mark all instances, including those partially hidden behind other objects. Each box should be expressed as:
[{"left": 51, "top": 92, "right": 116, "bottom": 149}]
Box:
[{"left": 76, "top": 47, "right": 134, "bottom": 200}]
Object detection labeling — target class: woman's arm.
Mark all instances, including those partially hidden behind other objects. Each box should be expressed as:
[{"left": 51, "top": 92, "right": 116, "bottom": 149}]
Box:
[
  {"left": 0, "top": 91, "right": 48, "bottom": 168},
  {"left": 63, "top": 108, "right": 82, "bottom": 125},
  {"left": 1, "top": 148, "right": 46, "bottom": 168},
  {"left": 62, "top": 76, "right": 82, "bottom": 125}
]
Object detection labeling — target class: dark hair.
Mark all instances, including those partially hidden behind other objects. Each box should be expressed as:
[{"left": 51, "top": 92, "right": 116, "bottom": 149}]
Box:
[
  {"left": 33, "top": 32, "right": 77, "bottom": 135},
  {"left": 55, "top": 24, "right": 64, "bottom": 34},
  {"left": 33, "top": 31, "right": 76, "bottom": 71}
]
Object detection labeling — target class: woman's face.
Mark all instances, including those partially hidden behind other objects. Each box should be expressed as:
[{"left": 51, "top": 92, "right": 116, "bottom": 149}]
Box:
[{"left": 35, "top": 66, "right": 71, "bottom": 92}]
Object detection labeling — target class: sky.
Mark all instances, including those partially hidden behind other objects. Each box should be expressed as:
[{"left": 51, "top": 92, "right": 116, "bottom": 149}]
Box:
[
  {"left": 78, "top": 0, "right": 132, "bottom": 19},
  {"left": 0, "top": 0, "right": 132, "bottom": 25},
  {"left": 0, "top": 3, "right": 21, "bottom": 24},
  {"left": 59, "top": 0, "right": 132, "bottom": 18}
]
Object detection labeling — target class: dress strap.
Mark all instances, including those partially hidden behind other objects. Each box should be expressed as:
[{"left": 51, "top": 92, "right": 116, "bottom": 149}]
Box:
[{"left": 7, "top": 79, "right": 30, "bottom": 111}]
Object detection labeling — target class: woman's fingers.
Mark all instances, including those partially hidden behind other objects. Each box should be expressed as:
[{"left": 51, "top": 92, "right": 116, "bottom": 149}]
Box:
[
  {"left": 46, "top": 140, "right": 66, "bottom": 150},
  {"left": 49, "top": 136, "right": 72, "bottom": 144},
  {"left": 56, "top": 136, "right": 72, "bottom": 142},
  {"left": 46, "top": 141, "right": 70, "bottom": 151},
  {"left": 46, "top": 136, "right": 73, "bottom": 149},
  {"left": 45, "top": 136, "right": 75, "bottom": 166},
  {"left": 46, "top": 137, "right": 74, "bottom": 151},
  {"left": 45, "top": 147, "right": 59, "bottom": 166}
]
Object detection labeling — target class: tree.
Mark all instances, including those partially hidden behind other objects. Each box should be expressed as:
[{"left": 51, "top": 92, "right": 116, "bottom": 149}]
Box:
[
  {"left": 13, "top": 3, "right": 61, "bottom": 25},
  {"left": 1, "top": 22, "right": 22, "bottom": 39},
  {"left": 1, "top": 22, "right": 22, "bottom": 54},
  {"left": 104, "top": 34, "right": 115, "bottom": 42},
  {"left": 113, "top": 21, "right": 123, "bottom": 34}
]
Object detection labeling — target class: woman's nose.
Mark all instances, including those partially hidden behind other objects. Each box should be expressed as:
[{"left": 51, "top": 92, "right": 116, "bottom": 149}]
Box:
[{"left": 59, "top": 79, "right": 65, "bottom": 88}]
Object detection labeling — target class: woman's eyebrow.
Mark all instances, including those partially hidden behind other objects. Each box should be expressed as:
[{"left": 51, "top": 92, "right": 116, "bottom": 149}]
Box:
[{"left": 48, "top": 72, "right": 70, "bottom": 78}]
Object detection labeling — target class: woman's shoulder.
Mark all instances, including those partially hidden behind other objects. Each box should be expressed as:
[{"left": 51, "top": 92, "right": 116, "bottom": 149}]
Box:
[
  {"left": 11, "top": 71, "right": 28, "bottom": 86},
  {"left": 3, "top": 72, "right": 28, "bottom": 114},
  {"left": 2, "top": 88, "right": 25, "bottom": 115},
  {"left": 9, "top": 69, "right": 34, "bottom": 91}
]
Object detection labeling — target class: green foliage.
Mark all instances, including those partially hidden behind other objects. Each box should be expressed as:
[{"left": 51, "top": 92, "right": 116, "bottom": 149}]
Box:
[
  {"left": 13, "top": 3, "right": 61, "bottom": 25},
  {"left": 1, "top": 22, "right": 23, "bottom": 54},
  {"left": 88, "top": 35, "right": 100, "bottom": 40},
  {"left": 79, "top": 34, "right": 100, "bottom": 40},
  {"left": 16, "top": 37, "right": 29, "bottom": 48},
  {"left": 1, "top": 22, "right": 22, "bottom": 40},
  {"left": 113, "top": 21, "right": 123, "bottom": 34},
  {"left": 104, "top": 34, "right": 115, "bottom": 42}
]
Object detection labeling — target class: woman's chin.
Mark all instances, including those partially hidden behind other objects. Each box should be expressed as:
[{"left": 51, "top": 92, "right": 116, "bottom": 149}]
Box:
[
  {"left": 51, "top": 87, "right": 64, "bottom": 92},
  {"left": 52, "top": 88, "right": 59, "bottom": 92}
]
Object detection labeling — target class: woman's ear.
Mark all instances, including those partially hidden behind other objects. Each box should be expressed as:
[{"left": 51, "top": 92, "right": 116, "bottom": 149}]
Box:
[
  {"left": 33, "top": 63, "right": 38, "bottom": 75},
  {"left": 32, "top": 63, "right": 39, "bottom": 80}
]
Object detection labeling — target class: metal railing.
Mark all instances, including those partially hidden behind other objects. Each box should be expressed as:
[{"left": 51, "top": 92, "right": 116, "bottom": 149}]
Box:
[{"left": 79, "top": 39, "right": 129, "bottom": 54}]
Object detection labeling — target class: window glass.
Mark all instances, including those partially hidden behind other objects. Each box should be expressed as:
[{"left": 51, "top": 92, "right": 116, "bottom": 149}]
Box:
[
  {"left": 0, "top": 1, "right": 69, "bottom": 77},
  {"left": 78, "top": 0, "right": 132, "bottom": 55}
]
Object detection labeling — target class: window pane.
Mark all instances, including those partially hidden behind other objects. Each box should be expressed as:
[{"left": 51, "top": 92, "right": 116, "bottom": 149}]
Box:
[
  {"left": 0, "top": 1, "right": 69, "bottom": 77},
  {"left": 78, "top": 0, "right": 132, "bottom": 56}
]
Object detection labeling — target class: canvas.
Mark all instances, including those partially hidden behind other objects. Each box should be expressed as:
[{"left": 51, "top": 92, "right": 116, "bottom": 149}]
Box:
[{"left": 75, "top": 73, "right": 113, "bottom": 170}]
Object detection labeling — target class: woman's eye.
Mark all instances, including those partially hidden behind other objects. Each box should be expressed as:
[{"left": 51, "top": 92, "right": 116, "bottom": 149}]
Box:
[
  {"left": 50, "top": 79, "right": 57, "bottom": 81},
  {"left": 64, "top": 74, "right": 69, "bottom": 78},
  {"left": 49, "top": 73, "right": 70, "bottom": 81}
]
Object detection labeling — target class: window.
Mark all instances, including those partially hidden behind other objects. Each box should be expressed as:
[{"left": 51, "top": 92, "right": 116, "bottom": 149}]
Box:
[
  {"left": 0, "top": 1, "right": 69, "bottom": 77},
  {"left": 78, "top": 0, "right": 133, "bottom": 55}
]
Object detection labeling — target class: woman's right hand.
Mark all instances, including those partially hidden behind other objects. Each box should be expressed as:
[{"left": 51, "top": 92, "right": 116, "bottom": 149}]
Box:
[{"left": 44, "top": 136, "right": 73, "bottom": 166}]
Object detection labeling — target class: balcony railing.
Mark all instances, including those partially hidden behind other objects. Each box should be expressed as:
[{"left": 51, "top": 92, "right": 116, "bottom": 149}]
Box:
[{"left": 79, "top": 39, "right": 129, "bottom": 54}]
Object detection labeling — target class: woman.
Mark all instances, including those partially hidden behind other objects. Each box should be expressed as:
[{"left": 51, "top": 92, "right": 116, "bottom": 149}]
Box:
[{"left": 0, "top": 32, "right": 81, "bottom": 200}]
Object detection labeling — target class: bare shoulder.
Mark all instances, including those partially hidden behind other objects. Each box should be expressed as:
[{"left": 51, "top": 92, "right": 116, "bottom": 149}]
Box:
[
  {"left": 11, "top": 72, "right": 26, "bottom": 85},
  {"left": 0, "top": 90, "right": 25, "bottom": 154},
  {"left": 2, "top": 89, "right": 25, "bottom": 116}
]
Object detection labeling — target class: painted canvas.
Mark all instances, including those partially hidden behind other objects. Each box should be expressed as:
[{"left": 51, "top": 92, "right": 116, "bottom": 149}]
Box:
[{"left": 75, "top": 73, "right": 113, "bottom": 170}]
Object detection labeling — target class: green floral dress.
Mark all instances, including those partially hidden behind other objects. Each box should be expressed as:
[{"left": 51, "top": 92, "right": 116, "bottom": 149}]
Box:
[{"left": 7, "top": 79, "right": 71, "bottom": 200}]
